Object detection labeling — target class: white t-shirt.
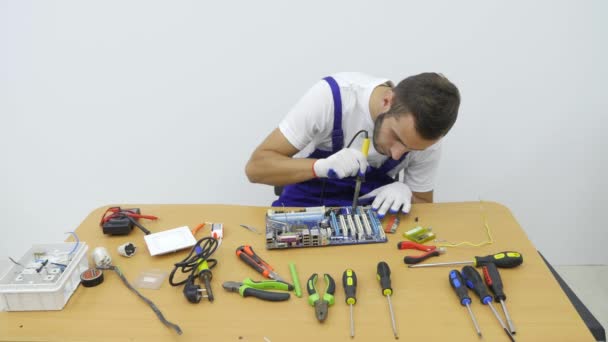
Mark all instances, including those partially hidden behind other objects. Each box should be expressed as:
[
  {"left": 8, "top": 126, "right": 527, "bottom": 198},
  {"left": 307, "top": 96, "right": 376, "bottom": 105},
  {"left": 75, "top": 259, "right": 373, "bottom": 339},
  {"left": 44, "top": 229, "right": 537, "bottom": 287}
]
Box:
[{"left": 279, "top": 72, "right": 442, "bottom": 193}]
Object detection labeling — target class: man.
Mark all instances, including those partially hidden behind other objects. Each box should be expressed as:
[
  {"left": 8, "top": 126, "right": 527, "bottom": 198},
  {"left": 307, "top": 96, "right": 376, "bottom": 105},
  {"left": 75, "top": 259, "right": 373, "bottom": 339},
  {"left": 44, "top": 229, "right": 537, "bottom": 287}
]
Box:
[{"left": 245, "top": 72, "right": 460, "bottom": 218}]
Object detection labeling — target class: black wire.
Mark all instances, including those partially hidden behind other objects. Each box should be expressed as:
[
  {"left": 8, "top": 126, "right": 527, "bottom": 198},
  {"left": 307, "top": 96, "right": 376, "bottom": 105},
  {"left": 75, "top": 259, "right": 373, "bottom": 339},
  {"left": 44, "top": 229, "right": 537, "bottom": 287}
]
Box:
[
  {"left": 101, "top": 208, "right": 153, "bottom": 235},
  {"left": 106, "top": 266, "right": 182, "bottom": 335},
  {"left": 319, "top": 130, "right": 369, "bottom": 204},
  {"left": 127, "top": 216, "right": 152, "bottom": 235},
  {"left": 169, "top": 237, "right": 219, "bottom": 286},
  {"left": 346, "top": 129, "right": 369, "bottom": 148}
]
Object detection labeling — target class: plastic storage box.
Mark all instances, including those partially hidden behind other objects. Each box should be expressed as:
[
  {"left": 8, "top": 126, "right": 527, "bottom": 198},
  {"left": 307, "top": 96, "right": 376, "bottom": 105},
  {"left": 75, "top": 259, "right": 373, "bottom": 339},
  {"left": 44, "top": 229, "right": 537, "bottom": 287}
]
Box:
[{"left": 0, "top": 242, "right": 89, "bottom": 311}]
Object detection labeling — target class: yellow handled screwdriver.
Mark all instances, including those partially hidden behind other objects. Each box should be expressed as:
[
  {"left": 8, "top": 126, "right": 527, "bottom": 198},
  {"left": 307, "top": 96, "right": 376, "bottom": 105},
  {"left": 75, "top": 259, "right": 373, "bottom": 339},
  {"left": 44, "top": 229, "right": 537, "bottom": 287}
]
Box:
[
  {"left": 377, "top": 261, "right": 398, "bottom": 339},
  {"left": 408, "top": 251, "right": 523, "bottom": 269},
  {"left": 342, "top": 269, "right": 357, "bottom": 338},
  {"left": 352, "top": 136, "right": 370, "bottom": 208}
]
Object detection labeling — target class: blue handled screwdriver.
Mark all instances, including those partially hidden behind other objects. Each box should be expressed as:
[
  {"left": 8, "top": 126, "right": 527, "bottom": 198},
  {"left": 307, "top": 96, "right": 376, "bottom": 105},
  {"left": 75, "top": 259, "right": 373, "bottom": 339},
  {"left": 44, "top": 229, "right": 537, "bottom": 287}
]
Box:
[
  {"left": 449, "top": 270, "right": 482, "bottom": 338},
  {"left": 462, "top": 266, "right": 516, "bottom": 342}
]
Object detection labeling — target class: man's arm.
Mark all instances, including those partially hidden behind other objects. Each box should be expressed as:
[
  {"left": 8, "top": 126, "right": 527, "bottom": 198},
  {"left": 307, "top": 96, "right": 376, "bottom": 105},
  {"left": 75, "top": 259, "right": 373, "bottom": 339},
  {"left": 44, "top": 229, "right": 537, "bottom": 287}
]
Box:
[
  {"left": 412, "top": 190, "right": 433, "bottom": 204},
  {"left": 245, "top": 128, "right": 316, "bottom": 186}
]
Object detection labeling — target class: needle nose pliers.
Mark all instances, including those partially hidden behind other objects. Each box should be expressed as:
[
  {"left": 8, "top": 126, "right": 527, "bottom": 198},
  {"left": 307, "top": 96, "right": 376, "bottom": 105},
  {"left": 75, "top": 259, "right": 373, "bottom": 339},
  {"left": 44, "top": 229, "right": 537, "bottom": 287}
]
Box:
[{"left": 307, "top": 273, "right": 336, "bottom": 322}]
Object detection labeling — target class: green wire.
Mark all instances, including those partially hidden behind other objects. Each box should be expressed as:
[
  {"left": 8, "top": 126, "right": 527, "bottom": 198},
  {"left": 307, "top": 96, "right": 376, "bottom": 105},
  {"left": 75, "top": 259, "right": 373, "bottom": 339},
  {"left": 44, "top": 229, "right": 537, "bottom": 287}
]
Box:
[{"left": 289, "top": 262, "right": 302, "bottom": 298}]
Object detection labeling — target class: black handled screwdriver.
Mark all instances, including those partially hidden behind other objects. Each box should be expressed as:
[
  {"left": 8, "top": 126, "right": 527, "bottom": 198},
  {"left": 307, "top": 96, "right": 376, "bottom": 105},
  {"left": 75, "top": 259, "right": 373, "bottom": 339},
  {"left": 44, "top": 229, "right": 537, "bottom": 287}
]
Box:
[
  {"left": 462, "top": 266, "right": 516, "bottom": 342},
  {"left": 449, "top": 270, "right": 482, "bottom": 338},
  {"left": 377, "top": 261, "right": 398, "bottom": 339},
  {"left": 408, "top": 251, "right": 523, "bottom": 268},
  {"left": 483, "top": 262, "right": 516, "bottom": 334},
  {"left": 342, "top": 269, "right": 357, "bottom": 338}
]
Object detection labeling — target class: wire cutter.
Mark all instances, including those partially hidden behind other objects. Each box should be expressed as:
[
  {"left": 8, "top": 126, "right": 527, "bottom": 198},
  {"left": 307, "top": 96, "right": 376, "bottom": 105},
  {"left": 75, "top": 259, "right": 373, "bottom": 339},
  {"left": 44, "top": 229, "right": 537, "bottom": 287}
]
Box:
[
  {"left": 397, "top": 241, "right": 446, "bottom": 264},
  {"left": 307, "top": 273, "right": 336, "bottom": 322},
  {"left": 222, "top": 278, "right": 293, "bottom": 301},
  {"left": 235, "top": 245, "right": 288, "bottom": 283}
]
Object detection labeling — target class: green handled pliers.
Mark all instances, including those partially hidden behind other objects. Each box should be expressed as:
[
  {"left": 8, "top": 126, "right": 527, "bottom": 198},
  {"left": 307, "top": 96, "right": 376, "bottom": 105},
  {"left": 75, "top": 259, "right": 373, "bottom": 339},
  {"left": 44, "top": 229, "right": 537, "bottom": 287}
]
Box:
[
  {"left": 222, "top": 278, "right": 293, "bottom": 302},
  {"left": 307, "top": 273, "right": 336, "bottom": 322}
]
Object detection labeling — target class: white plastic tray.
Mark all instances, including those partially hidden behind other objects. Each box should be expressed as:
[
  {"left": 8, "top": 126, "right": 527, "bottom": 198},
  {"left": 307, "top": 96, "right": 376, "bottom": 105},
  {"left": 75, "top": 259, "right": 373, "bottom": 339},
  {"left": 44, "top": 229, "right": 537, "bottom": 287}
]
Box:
[{"left": 0, "top": 242, "right": 89, "bottom": 311}]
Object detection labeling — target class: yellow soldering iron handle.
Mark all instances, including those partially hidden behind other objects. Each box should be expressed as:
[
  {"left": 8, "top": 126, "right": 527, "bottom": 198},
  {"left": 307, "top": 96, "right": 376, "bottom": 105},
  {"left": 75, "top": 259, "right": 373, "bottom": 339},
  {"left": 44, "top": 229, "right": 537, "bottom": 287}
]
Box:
[{"left": 361, "top": 138, "right": 370, "bottom": 157}]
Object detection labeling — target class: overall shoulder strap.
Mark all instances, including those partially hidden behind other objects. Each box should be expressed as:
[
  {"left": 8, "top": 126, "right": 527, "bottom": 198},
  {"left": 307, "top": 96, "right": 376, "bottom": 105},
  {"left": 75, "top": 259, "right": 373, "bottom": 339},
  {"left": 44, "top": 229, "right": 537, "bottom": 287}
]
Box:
[
  {"left": 377, "top": 152, "right": 409, "bottom": 175},
  {"left": 322, "top": 76, "right": 344, "bottom": 152}
]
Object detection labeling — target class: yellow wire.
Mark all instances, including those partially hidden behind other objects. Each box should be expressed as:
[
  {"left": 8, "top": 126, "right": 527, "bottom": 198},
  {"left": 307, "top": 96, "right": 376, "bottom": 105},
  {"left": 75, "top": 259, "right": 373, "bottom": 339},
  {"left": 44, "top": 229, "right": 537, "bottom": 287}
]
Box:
[{"left": 436, "top": 200, "right": 494, "bottom": 248}]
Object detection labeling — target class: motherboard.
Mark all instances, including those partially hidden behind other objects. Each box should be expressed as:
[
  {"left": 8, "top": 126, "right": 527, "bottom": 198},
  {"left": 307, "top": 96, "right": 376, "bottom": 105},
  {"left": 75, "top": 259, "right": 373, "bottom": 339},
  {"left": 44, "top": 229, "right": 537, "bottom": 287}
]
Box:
[{"left": 265, "top": 206, "right": 387, "bottom": 249}]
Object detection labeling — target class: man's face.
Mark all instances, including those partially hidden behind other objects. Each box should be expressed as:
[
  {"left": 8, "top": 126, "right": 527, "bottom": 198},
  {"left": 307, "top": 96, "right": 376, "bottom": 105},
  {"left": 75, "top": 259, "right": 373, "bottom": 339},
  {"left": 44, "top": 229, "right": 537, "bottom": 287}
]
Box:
[{"left": 372, "top": 112, "right": 438, "bottom": 160}]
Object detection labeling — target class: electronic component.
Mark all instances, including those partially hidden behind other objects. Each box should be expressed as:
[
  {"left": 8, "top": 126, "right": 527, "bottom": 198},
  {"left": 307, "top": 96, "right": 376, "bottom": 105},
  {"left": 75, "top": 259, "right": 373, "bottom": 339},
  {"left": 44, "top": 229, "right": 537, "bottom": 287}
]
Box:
[
  {"left": 117, "top": 243, "right": 137, "bottom": 257},
  {"left": 211, "top": 223, "right": 223, "bottom": 240},
  {"left": 144, "top": 226, "right": 197, "bottom": 256},
  {"left": 404, "top": 226, "right": 436, "bottom": 244},
  {"left": 384, "top": 214, "right": 400, "bottom": 234},
  {"left": 265, "top": 206, "right": 387, "bottom": 249},
  {"left": 100, "top": 207, "right": 158, "bottom": 236}
]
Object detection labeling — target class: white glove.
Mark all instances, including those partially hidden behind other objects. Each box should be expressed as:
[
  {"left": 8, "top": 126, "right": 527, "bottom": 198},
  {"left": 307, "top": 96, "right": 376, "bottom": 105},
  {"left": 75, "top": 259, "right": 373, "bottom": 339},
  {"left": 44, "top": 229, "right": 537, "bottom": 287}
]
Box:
[
  {"left": 313, "top": 148, "right": 369, "bottom": 179},
  {"left": 359, "top": 181, "right": 412, "bottom": 218}
]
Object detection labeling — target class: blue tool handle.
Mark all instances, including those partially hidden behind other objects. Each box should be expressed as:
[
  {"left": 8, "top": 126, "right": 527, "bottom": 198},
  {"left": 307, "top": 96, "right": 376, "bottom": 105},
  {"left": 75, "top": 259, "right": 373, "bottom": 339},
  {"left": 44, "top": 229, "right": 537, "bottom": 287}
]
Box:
[
  {"left": 449, "top": 270, "right": 471, "bottom": 306},
  {"left": 462, "top": 266, "right": 493, "bottom": 304}
]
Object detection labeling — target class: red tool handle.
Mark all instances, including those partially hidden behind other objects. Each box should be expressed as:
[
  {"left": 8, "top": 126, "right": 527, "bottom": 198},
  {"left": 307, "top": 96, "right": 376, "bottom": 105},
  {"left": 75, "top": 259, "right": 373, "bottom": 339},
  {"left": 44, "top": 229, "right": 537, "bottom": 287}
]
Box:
[
  {"left": 403, "top": 250, "right": 441, "bottom": 264},
  {"left": 236, "top": 249, "right": 271, "bottom": 279},
  {"left": 238, "top": 245, "right": 274, "bottom": 271},
  {"left": 396, "top": 241, "right": 436, "bottom": 252}
]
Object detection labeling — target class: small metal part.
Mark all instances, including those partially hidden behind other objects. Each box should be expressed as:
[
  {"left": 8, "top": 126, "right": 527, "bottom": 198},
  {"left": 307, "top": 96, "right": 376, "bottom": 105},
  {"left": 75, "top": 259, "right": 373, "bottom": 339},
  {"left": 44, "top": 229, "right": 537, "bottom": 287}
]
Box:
[
  {"left": 500, "top": 300, "right": 516, "bottom": 334},
  {"left": 386, "top": 294, "right": 398, "bottom": 339},
  {"left": 315, "top": 300, "right": 329, "bottom": 322},
  {"left": 465, "top": 303, "right": 482, "bottom": 337},
  {"left": 240, "top": 224, "right": 260, "bottom": 234},
  {"left": 488, "top": 302, "right": 516, "bottom": 342},
  {"left": 211, "top": 223, "right": 223, "bottom": 240}
]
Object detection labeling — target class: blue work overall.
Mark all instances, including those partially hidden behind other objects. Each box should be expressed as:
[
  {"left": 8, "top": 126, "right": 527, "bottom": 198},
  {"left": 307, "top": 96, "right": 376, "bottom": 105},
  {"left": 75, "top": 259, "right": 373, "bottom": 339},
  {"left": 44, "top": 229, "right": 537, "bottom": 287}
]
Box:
[{"left": 272, "top": 77, "right": 408, "bottom": 207}]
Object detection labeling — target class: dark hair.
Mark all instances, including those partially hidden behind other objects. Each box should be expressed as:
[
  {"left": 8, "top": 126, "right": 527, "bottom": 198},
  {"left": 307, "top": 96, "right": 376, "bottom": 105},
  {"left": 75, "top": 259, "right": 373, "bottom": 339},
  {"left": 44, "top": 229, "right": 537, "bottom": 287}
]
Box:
[{"left": 388, "top": 73, "right": 460, "bottom": 140}]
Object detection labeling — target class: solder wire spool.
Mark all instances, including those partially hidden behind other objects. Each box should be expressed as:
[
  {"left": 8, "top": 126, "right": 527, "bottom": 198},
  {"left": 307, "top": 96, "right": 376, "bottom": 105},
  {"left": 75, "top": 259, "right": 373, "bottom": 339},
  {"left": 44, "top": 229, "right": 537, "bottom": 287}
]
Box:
[{"left": 80, "top": 268, "right": 104, "bottom": 287}]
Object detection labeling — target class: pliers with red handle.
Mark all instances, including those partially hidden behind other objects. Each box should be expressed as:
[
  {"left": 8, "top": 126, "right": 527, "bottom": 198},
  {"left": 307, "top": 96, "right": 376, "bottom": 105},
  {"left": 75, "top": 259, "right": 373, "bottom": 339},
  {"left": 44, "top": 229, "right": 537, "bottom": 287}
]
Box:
[{"left": 397, "top": 241, "right": 446, "bottom": 264}]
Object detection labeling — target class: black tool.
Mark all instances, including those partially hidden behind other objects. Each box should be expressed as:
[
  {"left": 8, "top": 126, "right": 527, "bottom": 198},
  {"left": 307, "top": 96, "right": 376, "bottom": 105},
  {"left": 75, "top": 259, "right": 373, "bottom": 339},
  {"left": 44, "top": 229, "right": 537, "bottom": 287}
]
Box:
[
  {"left": 342, "top": 269, "right": 357, "bottom": 337},
  {"left": 449, "top": 269, "right": 482, "bottom": 338},
  {"left": 483, "top": 262, "right": 516, "bottom": 334},
  {"left": 377, "top": 261, "right": 398, "bottom": 339},
  {"left": 222, "top": 278, "right": 292, "bottom": 301},
  {"left": 307, "top": 273, "right": 336, "bottom": 322},
  {"left": 408, "top": 251, "right": 523, "bottom": 268},
  {"left": 462, "top": 266, "right": 516, "bottom": 342}
]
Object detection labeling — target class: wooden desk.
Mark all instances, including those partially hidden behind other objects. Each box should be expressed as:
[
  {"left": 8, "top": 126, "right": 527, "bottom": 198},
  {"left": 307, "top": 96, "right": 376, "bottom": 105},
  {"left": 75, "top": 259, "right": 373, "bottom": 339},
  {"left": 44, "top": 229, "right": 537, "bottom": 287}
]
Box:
[{"left": 0, "top": 202, "right": 596, "bottom": 341}]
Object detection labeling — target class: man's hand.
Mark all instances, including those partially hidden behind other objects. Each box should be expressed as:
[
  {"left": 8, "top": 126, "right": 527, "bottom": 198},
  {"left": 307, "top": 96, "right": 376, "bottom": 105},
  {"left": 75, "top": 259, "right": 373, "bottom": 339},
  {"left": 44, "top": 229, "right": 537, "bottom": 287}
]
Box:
[
  {"left": 313, "top": 148, "right": 369, "bottom": 179},
  {"left": 359, "top": 181, "right": 412, "bottom": 218}
]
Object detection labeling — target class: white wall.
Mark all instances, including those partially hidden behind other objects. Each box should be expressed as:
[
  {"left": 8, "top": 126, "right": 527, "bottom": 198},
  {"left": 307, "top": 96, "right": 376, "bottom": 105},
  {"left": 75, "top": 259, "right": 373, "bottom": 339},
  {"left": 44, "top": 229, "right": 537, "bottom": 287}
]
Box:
[{"left": 1, "top": 1, "right": 606, "bottom": 265}]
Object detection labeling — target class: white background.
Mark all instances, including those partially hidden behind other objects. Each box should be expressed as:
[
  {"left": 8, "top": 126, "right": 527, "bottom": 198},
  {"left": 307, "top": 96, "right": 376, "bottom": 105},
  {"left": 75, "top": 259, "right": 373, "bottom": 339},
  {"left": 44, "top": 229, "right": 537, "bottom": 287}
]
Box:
[{"left": 1, "top": 1, "right": 606, "bottom": 265}]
